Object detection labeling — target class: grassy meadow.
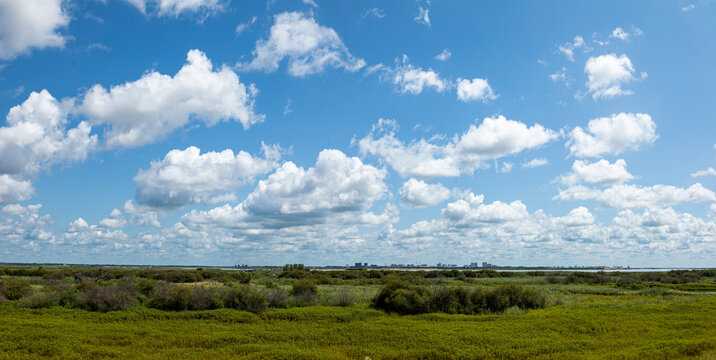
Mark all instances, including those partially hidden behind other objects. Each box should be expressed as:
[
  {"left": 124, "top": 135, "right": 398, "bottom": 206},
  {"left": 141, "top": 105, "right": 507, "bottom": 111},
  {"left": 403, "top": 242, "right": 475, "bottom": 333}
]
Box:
[{"left": 0, "top": 266, "right": 714, "bottom": 359}]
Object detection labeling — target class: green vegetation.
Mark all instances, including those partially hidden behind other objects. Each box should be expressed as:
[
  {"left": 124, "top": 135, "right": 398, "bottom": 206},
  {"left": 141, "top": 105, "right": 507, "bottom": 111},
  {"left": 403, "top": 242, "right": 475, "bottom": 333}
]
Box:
[{"left": 0, "top": 265, "right": 714, "bottom": 358}]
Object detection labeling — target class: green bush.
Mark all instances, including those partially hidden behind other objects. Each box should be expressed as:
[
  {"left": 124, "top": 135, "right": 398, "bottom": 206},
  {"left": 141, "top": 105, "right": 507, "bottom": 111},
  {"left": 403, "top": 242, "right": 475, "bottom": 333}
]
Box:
[
  {"left": 291, "top": 278, "right": 318, "bottom": 296},
  {"left": 2, "top": 279, "right": 33, "bottom": 300},
  {"left": 372, "top": 281, "right": 431, "bottom": 315},
  {"left": 372, "top": 282, "right": 548, "bottom": 315},
  {"left": 146, "top": 283, "right": 192, "bottom": 311},
  {"left": 189, "top": 286, "right": 223, "bottom": 310},
  {"left": 223, "top": 287, "right": 267, "bottom": 314},
  {"left": 75, "top": 279, "right": 137, "bottom": 312},
  {"left": 264, "top": 288, "right": 289, "bottom": 308}
]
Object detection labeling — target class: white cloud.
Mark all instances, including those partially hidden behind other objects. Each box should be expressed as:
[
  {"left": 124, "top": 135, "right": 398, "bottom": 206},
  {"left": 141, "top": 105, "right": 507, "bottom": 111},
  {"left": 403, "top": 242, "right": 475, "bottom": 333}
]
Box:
[
  {"left": 692, "top": 167, "right": 716, "bottom": 177},
  {"left": 358, "top": 116, "right": 557, "bottom": 178},
  {"left": 392, "top": 56, "right": 447, "bottom": 94},
  {"left": 235, "top": 16, "right": 257, "bottom": 35},
  {"left": 134, "top": 144, "right": 281, "bottom": 208},
  {"left": 523, "top": 158, "right": 548, "bottom": 168},
  {"left": 239, "top": 12, "right": 365, "bottom": 77},
  {"left": 79, "top": 49, "right": 262, "bottom": 149},
  {"left": 0, "top": 0, "right": 69, "bottom": 60},
  {"left": 559, "top": 159, "right": 634, "bottom": 186},
  {"left": 0, "top": 90, "right": 97, "bottom": 176},
  {"left": 0, "top": 175, "right": 33, "bottom": 204},
  {"left": 442, "top": 193, "right": 528, "bottom": 224},
  {"left": 682, "top": 4, "right": 696, "bottom": 11},
  {"left": 558, "top": 206, "right": 595, "bottom": 226},
  {"left": 609, "top": 27, "right": 629, "bottom": 41},
  {"left": 499, "top": 162, "right": 513, "bottom": 173},
  {"left": 0, "top": 204, "right": 54, "bottom": 245},
  {"left": 558, "top": 36, "right": 585, "bottom": 62},
  {"left": 124, "top": 0, "right": 225, "bottom": 17},
  {"left": 400, "top": 179, "right": 450, "bottom": 207},
  {"left": 549, "top": 67, "right": 567, "bottom": 82},
  {"left": 567, "top": 113, "right": 657, "bottom": 158},
  {"left": 362, "top": 8, "right": 385, "bottom": 19},
  {"left": 99, "top": 209, "right": 127, "bottom": 229},
  {"left": 555, "top": 183, "right": 716, "bottom": 208},
  {"left": 584, "top": 53, "right": 644, "bottom": 99},
  {"left": 182, "top": 149, "right": 388, "bottom": 230},
  {"left": 414, "top": 7, "right": 430, "bottom": 26},
  {"left": 435, "top": 48, "right": 451, "bottom": 61},
  {"left": 456, "top": 78, "right": 498, "bottom": 103},
  {"left": 302, "top": 0, "right": 318, "bottom": 7}
]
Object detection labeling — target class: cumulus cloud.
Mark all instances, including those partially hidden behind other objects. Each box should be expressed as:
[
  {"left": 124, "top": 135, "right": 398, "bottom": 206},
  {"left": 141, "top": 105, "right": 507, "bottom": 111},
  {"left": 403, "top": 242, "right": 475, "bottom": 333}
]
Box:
[
  {"left": 691, "top": 167, "right": 716, "bottom": 177},
  {"left": 435, "top": 48, "right": 451, "bottom": 61},
  {"left": 134, "top": 144, "right": 281, "bottom": 208},
  {"left": 0, "top": 175, "right": 34, "bottom": 204},
  {"left": 559, "top": 159, "right": 634, "bottom": 186},
  {"left": 0, "top": 204, "right": 54, "bottom": 246},
  {"left": 79, "top": 49, "right": 262, "bottom": 149},
  {"left": 456, "top": 78, "right": 498, "bottom": 103},
  {"left": 400, "top": 179, "right": 451, "bottom": 207},
  {"left": 558, "top": 206, "right": 595, "bottom": 227},
  {"left": 567, "top": 113, "right": 657, "bottom": 158},
  {"left": 523, "top": 158, "right": 548, "bottom": 168},
  {"left": 442, "top": 193, "right": 528, "bottom": 224},
  {"left": 358, "top": 116, "right": 558, "bottom": 178},
  {"left": 584, "top": 53, "right": 644, "bottom": 99},
  {"left": 182, "top": 149, "right": 388, "bottom": 230},
  {"left": 609, "top": 27, "right": 629, "bottom": 41},
  {"left": 239, "top": 12, "right": 365, "bottom": 77},
  {"left": 0, "top": 0, "right": 70, "bottom": 60},
  {"left": 554, "top": 183, "right": 716, "bottom": 208},
  {"left": 392, "top": 56, "right": 448, "bottom": 94},
  {"left": 0, "top": 90, "right": 97, "bottom": 177},
  {"left": 124, "top": 0, "right": 225, "bottom": 17},
  {"left": 558, "top": 36, "right": 585, "bottom": 62}
]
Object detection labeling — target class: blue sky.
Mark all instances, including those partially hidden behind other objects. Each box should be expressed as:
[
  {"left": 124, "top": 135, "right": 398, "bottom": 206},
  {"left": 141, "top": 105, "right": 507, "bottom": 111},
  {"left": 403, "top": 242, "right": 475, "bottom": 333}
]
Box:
[{"left": 0, "top": 0, "right": 715, "bottom": 267}]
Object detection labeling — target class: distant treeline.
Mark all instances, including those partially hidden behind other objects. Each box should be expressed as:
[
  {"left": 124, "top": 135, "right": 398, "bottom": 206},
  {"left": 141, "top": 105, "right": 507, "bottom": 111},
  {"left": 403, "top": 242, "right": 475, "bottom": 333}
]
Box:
[
  {"left": 0, "top": 267, "right": 251, "bottom": 284},
  {"left": 1, "top": 267, "right": 714, "bottom": 286},
  {"left": 278, "top": 268, "right": 716, "bottom": 285}
]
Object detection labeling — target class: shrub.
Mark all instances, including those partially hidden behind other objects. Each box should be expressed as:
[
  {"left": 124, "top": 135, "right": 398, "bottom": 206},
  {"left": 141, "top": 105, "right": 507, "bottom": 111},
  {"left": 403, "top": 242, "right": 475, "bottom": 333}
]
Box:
[
  {"left": 146, "top": 283, "right": 192, "bottom": 311},
  {"left": 328, "top": 290, "right": 357, "bottom": 307},
  {"left": 76, "top": 280, "right": 137, "bottom": 312},
  {"left": 372, "top": 281, "right": 431, "bottom": 315},
  {"left": 290, "top": 278, "right": 318, "bottom": 297},
  {"left": 2, "top": 279, "right": 33, "bottom": 300},
  {"left": 431, "top": 286, "right": 472, "bottom": 314},
  {"left": 136, "top": 278, "right": 156, "bottom": 297},
  {"left": 373, "top": 282, "right": 548, "bottom": 315},
  {"left": 223, "top": 287, "right": 267, "bottom": 314},
  {"left": 264, "top": 288, "right": 289, "bottom": 308},
  {"left": 189, "top": 286, "right": 223, "bottom": 310}
]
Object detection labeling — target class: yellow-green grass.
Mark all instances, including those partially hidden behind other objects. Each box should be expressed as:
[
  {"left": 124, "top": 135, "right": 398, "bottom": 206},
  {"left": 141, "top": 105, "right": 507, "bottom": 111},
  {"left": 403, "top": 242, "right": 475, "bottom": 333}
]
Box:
[{"left": 0, "top": 294, "right": 714, "bottom": 359}]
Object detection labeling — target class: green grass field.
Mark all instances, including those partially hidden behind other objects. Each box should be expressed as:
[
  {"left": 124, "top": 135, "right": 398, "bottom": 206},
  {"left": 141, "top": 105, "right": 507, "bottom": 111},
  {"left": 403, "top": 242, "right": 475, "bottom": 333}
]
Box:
[{"left": 0, "top": 267, "right": 714, "bottom": 359}]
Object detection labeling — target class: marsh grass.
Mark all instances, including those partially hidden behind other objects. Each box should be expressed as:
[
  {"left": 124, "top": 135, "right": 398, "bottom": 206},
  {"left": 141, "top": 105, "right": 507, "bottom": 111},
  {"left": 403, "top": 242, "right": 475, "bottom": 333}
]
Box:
[{"left": 0, "top": 294, "right": 713, "bottom": 359}]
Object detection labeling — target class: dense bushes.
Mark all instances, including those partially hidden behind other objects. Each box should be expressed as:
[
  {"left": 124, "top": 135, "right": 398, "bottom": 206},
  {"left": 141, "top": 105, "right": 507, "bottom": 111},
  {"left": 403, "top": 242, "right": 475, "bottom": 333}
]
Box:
[
  {"left": 372, "top": 281, "right": 548, "bottom": 315},
  {"left": 2, "top": 279, "right": 33, "bottom": 300}
]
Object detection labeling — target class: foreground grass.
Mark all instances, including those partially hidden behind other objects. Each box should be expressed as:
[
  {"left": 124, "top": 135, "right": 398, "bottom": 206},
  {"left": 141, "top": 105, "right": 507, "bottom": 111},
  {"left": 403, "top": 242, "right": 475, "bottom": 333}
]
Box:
[{"left": 0, "top": 294, "right": 714, "bottom": 359}]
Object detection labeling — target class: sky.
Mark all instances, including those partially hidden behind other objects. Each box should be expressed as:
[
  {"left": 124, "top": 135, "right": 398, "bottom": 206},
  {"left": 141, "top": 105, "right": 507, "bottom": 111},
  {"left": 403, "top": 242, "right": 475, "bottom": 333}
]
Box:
[{"left": 0, "top": 0, "right": 715, "bottom": 267}]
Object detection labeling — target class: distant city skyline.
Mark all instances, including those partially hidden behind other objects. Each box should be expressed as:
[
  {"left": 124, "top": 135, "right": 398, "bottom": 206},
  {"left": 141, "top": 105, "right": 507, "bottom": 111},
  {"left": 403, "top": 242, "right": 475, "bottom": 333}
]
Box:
[{"left": 0, "top": 1, "right": 715, "bottom": 267}]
